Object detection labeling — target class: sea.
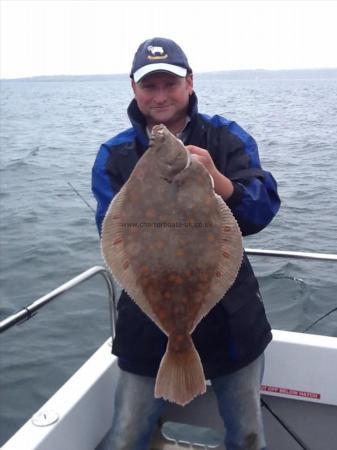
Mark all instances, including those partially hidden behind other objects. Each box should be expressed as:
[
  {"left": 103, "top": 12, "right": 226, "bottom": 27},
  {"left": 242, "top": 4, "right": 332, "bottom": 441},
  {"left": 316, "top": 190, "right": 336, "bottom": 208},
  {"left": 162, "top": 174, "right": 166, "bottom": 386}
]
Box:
[{"left": 1, "top": 70, "right": 337, "bottom": 444}]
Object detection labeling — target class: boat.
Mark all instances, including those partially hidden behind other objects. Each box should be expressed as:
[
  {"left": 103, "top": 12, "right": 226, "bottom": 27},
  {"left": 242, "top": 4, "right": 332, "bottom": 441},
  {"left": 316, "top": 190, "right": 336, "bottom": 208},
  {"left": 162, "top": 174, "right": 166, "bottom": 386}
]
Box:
[{"left": 1, "top": 249, "right": 337, "bottom": 450}]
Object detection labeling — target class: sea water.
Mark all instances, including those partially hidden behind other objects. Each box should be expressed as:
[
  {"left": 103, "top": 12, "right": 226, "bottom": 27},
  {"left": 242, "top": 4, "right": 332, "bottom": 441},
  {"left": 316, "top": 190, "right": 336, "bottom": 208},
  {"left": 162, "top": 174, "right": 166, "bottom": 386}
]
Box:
[{"left": 0, "top": 71, "right": 337, "bottom": 444}]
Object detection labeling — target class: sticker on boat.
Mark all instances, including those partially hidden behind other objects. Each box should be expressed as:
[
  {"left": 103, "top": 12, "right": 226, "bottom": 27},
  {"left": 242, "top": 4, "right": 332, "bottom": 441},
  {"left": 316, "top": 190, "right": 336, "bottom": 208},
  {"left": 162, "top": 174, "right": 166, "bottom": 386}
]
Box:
[{"left": 261, "top": 385, "right": 321, "bottom": 399}]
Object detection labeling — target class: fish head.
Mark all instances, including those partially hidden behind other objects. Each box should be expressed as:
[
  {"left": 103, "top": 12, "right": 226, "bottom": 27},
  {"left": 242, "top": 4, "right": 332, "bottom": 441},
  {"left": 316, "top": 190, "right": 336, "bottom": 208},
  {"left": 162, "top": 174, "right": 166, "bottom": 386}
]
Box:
[{"left": 150, "top": 124, "right": 189, "bottom": 181}]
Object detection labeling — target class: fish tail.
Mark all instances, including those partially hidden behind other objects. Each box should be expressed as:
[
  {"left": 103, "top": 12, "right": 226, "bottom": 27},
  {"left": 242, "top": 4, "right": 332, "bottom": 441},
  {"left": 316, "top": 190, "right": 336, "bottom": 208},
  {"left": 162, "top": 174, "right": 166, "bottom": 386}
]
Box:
[{"left": 154, "top": 335, "right": 206, "bottom": 406}]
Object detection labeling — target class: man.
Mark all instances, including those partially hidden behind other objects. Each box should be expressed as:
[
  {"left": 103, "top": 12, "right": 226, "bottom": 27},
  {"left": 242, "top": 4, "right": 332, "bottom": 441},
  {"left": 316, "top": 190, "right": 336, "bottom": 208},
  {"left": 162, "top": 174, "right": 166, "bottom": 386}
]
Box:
[{"left": 92, "top": 37, "right": 280, "bottom": 450}]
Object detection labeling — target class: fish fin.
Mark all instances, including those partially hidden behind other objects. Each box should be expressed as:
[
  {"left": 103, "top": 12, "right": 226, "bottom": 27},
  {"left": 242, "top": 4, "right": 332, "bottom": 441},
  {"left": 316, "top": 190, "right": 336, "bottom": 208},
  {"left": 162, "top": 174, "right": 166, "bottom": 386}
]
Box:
[
  {"left": 154, "top": 336, "right": 206, "bottom": 406},
  {"left": 190, "top": 194, "right": 243, "bottom": 331},
  {"left": 101, "top": 189, "right": 131, "bottom": 289},
  {"left": 210, "top": 193, "right": 243, "bottom": 294}
]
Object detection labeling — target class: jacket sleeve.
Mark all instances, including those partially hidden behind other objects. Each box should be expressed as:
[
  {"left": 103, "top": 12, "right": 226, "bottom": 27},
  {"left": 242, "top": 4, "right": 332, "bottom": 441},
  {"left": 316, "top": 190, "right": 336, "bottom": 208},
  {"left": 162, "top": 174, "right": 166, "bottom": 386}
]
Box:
[
  {"left": 215, "top": 117, "right": 281, "bottom": 236},
  {"left": 91, "top": 144, "right": 115, "bottom": 236}
]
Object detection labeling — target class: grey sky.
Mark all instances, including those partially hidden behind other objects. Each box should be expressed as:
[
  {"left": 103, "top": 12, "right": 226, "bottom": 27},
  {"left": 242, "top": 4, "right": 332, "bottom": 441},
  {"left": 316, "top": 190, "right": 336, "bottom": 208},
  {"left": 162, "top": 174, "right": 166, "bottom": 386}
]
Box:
[{"left": 1, "top": 0, "right": 336, "bottom": 79}]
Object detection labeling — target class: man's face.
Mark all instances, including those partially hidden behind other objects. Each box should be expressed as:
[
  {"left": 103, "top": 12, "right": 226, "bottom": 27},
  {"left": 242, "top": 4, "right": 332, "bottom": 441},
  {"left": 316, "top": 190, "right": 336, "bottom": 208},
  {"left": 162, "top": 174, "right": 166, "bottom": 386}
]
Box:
[{"left": 132, "top": 72, "right": 193, "bottom": 131}]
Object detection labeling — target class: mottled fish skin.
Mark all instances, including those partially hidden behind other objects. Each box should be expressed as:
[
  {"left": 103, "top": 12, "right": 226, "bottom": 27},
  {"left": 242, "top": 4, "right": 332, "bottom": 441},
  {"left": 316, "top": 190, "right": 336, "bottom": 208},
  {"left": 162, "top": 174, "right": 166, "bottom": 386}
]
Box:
[{"left": 101, "top": 124, "right": 243, "bottom": 405}]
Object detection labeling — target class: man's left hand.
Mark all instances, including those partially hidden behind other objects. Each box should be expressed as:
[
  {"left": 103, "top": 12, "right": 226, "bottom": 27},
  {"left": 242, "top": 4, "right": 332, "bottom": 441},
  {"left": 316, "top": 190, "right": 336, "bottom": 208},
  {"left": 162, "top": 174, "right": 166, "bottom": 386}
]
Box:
[
  {"left": 186, "top": 145, "right": 217, "bottom": 177},
  {"left": 186, "top": 145, "right": 234, "bottom": 200}
]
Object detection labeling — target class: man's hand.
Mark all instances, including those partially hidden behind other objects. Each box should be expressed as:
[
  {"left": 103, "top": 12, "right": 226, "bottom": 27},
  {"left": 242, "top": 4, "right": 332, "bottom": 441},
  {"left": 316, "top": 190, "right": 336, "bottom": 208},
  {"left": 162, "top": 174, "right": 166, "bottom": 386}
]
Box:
[
  {"left": 186, "top": 145, "right": 234, "bottom": 201},
  {"left": 186, "top": 145, "right": 217, "bottom": 176}
]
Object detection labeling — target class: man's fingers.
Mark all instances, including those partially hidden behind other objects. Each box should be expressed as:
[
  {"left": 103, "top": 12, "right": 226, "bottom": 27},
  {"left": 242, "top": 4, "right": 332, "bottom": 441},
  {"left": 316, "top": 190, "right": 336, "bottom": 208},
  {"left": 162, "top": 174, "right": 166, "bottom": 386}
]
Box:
[
  {"left": 186, "top": 145, "right": 208, "bottom": 156},
  {"left": 185, "top": 145, "right": 217, "bottom": 177}
]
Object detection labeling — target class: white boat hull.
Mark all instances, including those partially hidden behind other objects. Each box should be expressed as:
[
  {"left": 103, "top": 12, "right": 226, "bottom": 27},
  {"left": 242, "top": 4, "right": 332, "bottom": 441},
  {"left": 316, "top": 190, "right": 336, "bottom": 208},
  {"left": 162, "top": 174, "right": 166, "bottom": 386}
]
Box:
[{"left": 3, "top": 329, "right": 337, "bottom": 450}]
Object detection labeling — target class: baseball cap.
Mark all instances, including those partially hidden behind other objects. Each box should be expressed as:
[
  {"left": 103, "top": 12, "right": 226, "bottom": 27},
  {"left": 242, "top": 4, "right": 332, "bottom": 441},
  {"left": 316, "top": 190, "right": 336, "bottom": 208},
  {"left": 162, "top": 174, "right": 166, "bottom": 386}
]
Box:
[{"left": 130, "top": 37, "right": 192, "bottom": 83}]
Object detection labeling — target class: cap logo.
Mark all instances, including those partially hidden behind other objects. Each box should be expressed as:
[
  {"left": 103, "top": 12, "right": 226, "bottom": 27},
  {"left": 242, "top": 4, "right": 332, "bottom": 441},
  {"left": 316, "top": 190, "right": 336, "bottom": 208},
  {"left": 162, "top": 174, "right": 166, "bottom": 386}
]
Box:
[{"left": 147, "top": 45, "right": 168, "bottom": 60}]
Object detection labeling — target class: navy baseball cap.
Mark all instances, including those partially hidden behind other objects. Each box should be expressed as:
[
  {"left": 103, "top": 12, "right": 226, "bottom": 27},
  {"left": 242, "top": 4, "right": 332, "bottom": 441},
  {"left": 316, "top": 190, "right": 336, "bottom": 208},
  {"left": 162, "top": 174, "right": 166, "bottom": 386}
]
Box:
[{"left": 130, "top": 37, "right": 192, "bottom": 83}]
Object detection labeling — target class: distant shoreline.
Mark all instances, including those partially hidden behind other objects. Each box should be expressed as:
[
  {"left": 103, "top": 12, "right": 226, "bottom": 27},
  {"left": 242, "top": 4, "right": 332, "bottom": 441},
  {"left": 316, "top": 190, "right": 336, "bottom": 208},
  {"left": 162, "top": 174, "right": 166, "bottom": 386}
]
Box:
[{"left": 1, "top": 68, "right": 337, "bottom": 82}]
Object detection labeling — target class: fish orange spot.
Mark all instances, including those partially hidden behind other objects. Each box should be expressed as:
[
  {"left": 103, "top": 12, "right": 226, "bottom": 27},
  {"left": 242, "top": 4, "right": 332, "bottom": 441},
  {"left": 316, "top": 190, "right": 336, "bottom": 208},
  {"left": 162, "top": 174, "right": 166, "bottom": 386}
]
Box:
[
  {"left": 175, "top": 249, "right": 185, "bottom": 257},
  {"left": 142, "top": 265, "right": 150, "bottom": 273},
  {"left": 199, "top": 272, "right": 209, "bottom": 283},
  {"left": 175, "top": 275, "right": 184, "bottom": 285},
  {"left": 157, "top": 310, "right": 167, "bottom": 321},
  {"left": 113, "top": 238, "right": 123, "bottom": 245},
  {"left": 207, "top": 234, "right": 215, "bottom": 242},
  {"left": 170, "top": 333, "right": 190, "bottom": 352},
  {"left": 145, "top": 208, "right": 156, "bottom": 219},
  {"left": 223, "top": 225, "right": 232, "bottom": 232},
  {"left": 222, "top": 251, "right": 230, "bottom": 258},
  {"left": 215, "top": 271, "right": 222, "bottom": 278},
  {"left": 163, "top": 291, "right": 172, "bottom": 300}
]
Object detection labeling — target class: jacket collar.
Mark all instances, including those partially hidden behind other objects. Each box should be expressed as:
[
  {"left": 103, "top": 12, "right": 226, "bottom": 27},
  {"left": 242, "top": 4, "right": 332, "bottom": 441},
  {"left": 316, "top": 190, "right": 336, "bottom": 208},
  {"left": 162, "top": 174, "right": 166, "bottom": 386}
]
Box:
[{"left": 127, "top": 91, "right": 199, "bottom": 150}]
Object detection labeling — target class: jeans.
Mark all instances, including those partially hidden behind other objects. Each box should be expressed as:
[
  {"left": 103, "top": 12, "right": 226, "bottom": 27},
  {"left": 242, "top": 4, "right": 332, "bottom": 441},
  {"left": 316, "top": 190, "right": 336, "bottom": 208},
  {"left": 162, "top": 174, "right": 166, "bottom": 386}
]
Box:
[{"left": 97, "top": 354, "right": 266, "bottom": 450}]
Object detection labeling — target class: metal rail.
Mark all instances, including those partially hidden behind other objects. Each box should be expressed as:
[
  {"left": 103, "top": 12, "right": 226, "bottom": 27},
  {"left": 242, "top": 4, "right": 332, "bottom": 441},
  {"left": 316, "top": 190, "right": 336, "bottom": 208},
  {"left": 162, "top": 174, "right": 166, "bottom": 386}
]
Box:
[
  {"left": 0, "top": 266, "right": 117, "bottom": 336},
  {"left": 0, "top": 249, "right": 336, "bottom": 335},
  {"left": 245, "top": 248, "right": 337, "bottom": 262}
]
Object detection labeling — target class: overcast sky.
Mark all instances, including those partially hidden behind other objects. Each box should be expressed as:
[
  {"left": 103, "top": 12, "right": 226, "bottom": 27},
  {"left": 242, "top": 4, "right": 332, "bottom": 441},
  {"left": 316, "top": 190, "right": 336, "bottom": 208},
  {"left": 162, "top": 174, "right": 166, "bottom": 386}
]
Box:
[{"left": 1, "top": 0, "right": 337, "bottom": 79}]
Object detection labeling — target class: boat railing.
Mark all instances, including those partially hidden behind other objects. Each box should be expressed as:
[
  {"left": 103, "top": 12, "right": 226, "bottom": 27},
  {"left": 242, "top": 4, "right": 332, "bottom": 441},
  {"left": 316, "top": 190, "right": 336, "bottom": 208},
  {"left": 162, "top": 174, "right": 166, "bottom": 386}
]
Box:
[
  {"left": 0, "top": 266, "right": 117, "bottom": 336},
  {"left": 0, "top": 249, "right": 336, "bottom": 336},
  {"left": 245, "top": 248, "right": 337, "bottom": 261}
]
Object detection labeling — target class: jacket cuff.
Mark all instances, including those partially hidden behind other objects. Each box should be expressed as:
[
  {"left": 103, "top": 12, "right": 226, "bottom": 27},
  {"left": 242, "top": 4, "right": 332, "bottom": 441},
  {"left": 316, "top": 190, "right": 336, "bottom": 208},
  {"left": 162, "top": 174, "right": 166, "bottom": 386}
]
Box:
[{"left": 225, "top": 182, "right": 244, "bottom": 208}]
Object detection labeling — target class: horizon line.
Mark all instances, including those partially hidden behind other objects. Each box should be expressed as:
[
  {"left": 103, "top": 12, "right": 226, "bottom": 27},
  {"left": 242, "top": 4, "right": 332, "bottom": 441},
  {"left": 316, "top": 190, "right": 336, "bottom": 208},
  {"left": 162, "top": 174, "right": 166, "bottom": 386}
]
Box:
[{"left": 1, "top": 67, "right": 337, "bottom": 81}]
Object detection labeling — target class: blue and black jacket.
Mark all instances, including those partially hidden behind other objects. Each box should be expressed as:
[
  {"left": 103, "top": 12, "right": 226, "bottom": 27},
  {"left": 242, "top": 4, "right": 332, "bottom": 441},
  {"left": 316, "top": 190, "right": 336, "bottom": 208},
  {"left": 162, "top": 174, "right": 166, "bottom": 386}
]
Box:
[{"left": 92, "top": 92, "right": 281, "bottom": 378}]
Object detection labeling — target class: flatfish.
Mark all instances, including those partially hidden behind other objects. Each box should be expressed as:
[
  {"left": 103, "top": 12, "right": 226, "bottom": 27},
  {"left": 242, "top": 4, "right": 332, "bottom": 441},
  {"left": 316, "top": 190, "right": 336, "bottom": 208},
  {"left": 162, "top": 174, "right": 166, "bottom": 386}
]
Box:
[{"left": 101, "top": 124, "right": 243, "bottom": 405}]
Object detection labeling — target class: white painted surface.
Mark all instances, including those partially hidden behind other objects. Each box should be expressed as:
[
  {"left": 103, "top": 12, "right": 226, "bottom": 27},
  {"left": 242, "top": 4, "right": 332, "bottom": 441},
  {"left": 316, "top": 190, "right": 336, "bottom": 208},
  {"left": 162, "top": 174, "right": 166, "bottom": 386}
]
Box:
[
  {"left": 2, "top": 339, "right": 117, "bottom": 450},
  {"left": 3, "top": 330, "right": 337, "bottom": 449},
  {"left": 263, "top": 330, "right": 337, "bottom": 406}
]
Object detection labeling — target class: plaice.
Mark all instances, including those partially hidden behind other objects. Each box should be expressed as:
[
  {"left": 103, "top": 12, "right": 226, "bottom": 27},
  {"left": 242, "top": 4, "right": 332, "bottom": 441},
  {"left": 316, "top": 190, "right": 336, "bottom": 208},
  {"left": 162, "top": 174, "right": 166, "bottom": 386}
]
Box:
[{"left": 101, "top": 124, "right": 243, "bottom": 405}]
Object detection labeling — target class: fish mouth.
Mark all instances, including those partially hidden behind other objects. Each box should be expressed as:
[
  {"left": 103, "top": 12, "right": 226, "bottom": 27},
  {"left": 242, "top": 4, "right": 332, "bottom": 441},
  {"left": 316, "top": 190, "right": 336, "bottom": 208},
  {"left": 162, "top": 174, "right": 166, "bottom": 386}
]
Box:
[{"left": 151, "top": 123, "right": 167, "bottom": 136}]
